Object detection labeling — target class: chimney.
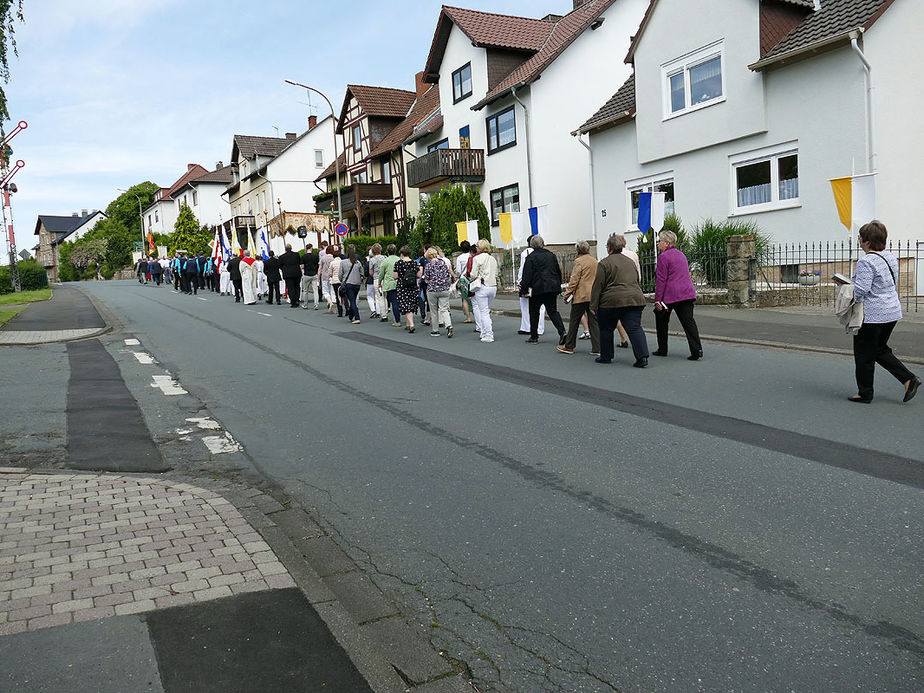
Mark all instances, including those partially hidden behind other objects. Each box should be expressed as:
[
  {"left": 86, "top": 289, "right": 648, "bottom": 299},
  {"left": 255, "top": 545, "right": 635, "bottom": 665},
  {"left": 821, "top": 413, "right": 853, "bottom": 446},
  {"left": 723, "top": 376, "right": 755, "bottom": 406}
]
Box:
[
  {"left": 216, "top": 161, "right": 223, "bottom": 170},
  {"left": 71, "top": 212, "right": 78, "bottom": 217},
  {"left": 415, "top": 71, "right": 428, "bottom": 98},
  {"left": 308, "top": 115, "right": 317, "bottom": 130},
  {"left": 285, "top": 132, "right": 296, "bottom": 140},
  {"left": 81, "top": 209, "right": 88, "bottom": 217}
]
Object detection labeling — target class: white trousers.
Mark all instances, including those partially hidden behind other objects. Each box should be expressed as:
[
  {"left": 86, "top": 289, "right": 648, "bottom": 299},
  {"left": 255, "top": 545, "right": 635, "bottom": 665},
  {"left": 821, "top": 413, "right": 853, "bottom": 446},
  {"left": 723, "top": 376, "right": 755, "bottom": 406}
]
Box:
[
  {"left": 366, "top": 282, "right": 379, "bottom": 314},
  {"left": 321, "top": 278, "right": 332, "bottom": 304},
  {"left": 519, "top": 296, "right": 545, "bottom": 334},
  {"left": 471, "top": 286, "right": 497, "bottom": 340}
]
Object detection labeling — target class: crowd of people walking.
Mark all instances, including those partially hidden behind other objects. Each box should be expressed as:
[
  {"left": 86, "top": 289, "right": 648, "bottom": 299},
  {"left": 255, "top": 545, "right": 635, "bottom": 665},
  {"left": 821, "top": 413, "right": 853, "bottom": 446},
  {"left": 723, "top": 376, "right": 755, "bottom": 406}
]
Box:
[{"left": 135, "top": 222, "right": 918, "bottom": 402}]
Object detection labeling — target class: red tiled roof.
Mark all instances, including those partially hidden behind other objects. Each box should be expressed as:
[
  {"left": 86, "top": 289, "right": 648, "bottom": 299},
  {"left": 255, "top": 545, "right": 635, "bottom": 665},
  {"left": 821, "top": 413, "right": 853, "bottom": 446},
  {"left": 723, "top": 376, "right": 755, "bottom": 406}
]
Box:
[
  {"left": 338, "top": 85, "right": 417, "bottom": 130},
  {"left": 367, "top": 85, "right": 442, "bottom": 159},
  {"left": 163, "top": 164, "right": 209, "bottom": 200},
  {"left": 473, "top": 0, "right": 619, "bottom": 110},
  {"left": 423, "top": 6, "right": 555, "bottom": 82}
]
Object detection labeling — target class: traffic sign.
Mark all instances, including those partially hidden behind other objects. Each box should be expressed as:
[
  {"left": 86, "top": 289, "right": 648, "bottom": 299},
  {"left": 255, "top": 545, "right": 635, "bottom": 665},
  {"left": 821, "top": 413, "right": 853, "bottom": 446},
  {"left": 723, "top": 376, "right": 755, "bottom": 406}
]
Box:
[{"left": 335, "top": 223, "right": 348, "bottom": 237}]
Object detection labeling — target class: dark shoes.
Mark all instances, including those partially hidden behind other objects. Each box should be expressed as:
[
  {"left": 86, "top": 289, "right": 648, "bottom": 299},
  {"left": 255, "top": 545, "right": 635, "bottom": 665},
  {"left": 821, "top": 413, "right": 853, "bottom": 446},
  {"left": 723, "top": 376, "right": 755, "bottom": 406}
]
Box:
[
  {"left": 594, "top": 357, "right": 612, "bottom": 364},
  {"left": 848, "top": 395, "right": 872, "bottom": 404},
  {"left": 525, "top": 338, "right": 539, "bottom": 344},
  {"left": 904, "top": 377, "right": 921, "bottom": 403},
  {"left": 633, "top": 358, "right": 648, "bottom": 368},
  {"left": 688, "top": 351, "right": 703, "bottom": 361},
  {"left": 558, "top": 333, "right": 567, "bottom": 346},
  {"left": 517, "top": 330, "right": 529, "bottom": 335},
  {"left": 652, "top": 350, "right": 667, "bottom": 357},
  {"left": 618, "top": 341, "right": 629, "bottom": 349}
]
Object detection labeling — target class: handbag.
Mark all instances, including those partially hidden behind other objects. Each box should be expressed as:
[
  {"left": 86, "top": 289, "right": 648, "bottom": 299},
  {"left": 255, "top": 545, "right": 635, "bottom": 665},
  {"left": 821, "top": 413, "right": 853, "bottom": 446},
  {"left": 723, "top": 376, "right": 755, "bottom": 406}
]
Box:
[{"left": 468, "top": 276, "right": 484, "bottom": 293}]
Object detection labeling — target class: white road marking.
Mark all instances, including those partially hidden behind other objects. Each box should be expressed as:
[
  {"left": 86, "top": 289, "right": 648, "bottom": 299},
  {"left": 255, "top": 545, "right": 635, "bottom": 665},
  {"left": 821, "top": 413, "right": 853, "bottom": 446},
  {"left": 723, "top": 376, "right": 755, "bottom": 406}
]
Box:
[
  {"left": 151, "top": 374, "right": 187, "bottom": 395},
  {"left": 133, "top": 352, "right": 156, "bottom": 365},
  {"left": 124, "top": 338, "right": 140, "bottom": 346},
  {"left": 186, "top": 417, "right": 221, "bottom": 430},
  {"left": 202, "top": 432, "right": 241, "bottom": 454},
  {"left": 197, "top": 297, "right": 208, "bottom": 301},
  {"left": 258, "top": 312, "right": 272, "bottom": 317},
  {"left": 176, "top": 428, "right": 193, "bottom": 436}
]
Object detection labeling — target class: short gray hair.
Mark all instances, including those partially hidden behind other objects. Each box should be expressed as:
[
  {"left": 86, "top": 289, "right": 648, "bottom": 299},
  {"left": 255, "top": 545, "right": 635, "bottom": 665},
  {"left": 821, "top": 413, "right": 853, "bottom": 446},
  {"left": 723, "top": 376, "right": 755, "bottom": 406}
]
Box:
[
  {"left": 575, "top": 240, "right": 590, "bottom": 255},
  {"left": 606, "top": 234, "right": 625, "bottom": 254},
  {"left": 658, "top": 230, "right": 677, "bottom": 247},
  {"left": 528, "top": 234, "right": 545, "bottom": 249}
]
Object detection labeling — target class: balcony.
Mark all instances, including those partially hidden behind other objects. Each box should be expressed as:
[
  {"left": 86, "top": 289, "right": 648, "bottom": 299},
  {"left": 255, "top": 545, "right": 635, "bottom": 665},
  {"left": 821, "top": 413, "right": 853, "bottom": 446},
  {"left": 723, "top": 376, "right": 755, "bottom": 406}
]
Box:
[
  {"left": 315, "top": 183, "right": 394, "bottom": 215},
  {"left": 407, "top": 148, "right": 485, "bottom": 189}
]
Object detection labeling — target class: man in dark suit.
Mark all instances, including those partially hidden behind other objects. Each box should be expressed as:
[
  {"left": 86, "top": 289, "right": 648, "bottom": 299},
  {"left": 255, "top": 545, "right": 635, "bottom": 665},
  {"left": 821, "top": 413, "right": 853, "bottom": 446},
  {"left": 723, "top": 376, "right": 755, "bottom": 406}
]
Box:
[
  {"left": 519, "top": 234, "right": 567, "bottom": 344},
  {"left": 263, "top": 250, "right": 282, "bottom": 305},
  {"left": 227, "top": 254, "right": 243, "bottom": 302},
  {"left": 279, "top": 244, "right": 302, "bottom": 307}
]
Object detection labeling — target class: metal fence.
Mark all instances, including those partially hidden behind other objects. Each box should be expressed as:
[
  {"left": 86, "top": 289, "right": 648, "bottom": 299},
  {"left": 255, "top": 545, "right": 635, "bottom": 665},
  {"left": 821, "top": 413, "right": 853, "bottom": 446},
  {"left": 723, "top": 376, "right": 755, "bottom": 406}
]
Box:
[
  {"left": 638, "top": 244, "right": 729, "bottom": 296},
  {"left": 757, "top": 240, "right": 922, "bottom": 312}
]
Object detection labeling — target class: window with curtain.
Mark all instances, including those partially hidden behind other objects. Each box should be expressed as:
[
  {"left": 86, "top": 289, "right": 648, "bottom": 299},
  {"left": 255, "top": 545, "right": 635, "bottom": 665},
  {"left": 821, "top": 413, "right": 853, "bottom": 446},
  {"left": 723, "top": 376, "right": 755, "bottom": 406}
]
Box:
[
  {"left": 663, "top": 42, "right": 724, "bottom": 117},
  {"left": 486, "top": 106, "right": 516, "bottom": 154},
  {"left": 490, "top": 183, "right": 519, "bottom": 225},
  {"left": 732, "top": 146, "right": 799, "bottom": 212}
]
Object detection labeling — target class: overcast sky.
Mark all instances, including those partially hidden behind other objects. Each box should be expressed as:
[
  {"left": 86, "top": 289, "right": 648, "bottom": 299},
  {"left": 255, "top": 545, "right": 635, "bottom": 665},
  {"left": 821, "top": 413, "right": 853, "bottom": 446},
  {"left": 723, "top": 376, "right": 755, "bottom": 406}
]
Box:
[{"left": 4, "top": 0, "right": 560, "bottom": 258}]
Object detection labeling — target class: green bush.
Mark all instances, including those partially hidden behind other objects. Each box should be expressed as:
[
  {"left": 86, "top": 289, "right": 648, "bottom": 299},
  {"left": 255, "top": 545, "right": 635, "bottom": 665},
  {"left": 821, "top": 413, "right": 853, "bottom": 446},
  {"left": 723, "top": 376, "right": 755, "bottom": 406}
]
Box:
[
  {"left": 414, "top": 185, "right": 489, "bottom": 253},
  {"left": 100, "top": 264, "right": 115, "bottom": 280},
  {"left": 17, "top": 259, "right": 49, "bottom": 290},
  {"left": 337, "top": 235, "right": 397, "bottom": 259},
  {"left": 687, "top": 218, "right": 769, "bottom": 285}
]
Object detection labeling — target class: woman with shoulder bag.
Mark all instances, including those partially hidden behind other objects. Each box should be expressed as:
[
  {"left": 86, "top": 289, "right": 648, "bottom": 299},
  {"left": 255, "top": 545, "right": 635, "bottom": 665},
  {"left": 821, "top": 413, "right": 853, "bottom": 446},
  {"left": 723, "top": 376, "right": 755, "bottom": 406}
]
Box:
[
  {"left": 393, "top": 245, "right": 422, "bottom": 333},
  {"left": 848, "top": 220, "right": 920, "bottom": 403},
  {"left": 339, "top": 245, "right": 364, "bottom": 324}
]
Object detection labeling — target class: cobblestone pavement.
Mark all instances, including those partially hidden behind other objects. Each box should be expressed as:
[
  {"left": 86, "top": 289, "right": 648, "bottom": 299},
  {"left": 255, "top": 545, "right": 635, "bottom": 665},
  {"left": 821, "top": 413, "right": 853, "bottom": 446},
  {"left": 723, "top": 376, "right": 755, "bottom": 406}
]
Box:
[{"left": 0, "top": 470, "right": 295, "bottom": 635}]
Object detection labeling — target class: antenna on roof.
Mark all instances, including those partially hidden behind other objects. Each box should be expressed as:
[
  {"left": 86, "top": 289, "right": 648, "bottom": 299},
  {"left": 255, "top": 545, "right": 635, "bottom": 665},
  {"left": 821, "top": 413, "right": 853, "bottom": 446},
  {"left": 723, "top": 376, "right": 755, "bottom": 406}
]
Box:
[{"left": 272, "top": 125, "right": 280, "bottom": 137}]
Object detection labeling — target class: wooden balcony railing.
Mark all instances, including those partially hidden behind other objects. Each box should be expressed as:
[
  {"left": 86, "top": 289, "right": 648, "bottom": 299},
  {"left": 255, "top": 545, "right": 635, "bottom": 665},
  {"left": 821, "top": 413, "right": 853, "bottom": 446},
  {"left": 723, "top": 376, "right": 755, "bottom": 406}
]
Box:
[
  {"left": 407, "top": 148, "right": 486, "bottom": 189},
  {"left": 315, "top": 183, "right": 395, "bottom": 215}
]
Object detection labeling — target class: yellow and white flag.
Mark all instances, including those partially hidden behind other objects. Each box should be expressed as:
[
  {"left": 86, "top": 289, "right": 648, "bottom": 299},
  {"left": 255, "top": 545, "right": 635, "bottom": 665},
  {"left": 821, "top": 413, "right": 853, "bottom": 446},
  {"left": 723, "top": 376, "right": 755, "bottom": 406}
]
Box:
[
  {"left": 830, "top": 173, "right": 877, "bottom": 231},
  {"left": 231, "top": 227, "right": 241, "bottom": 256},
  {"left": 456, "top": 220, "right": 478, "bottom": 246}
]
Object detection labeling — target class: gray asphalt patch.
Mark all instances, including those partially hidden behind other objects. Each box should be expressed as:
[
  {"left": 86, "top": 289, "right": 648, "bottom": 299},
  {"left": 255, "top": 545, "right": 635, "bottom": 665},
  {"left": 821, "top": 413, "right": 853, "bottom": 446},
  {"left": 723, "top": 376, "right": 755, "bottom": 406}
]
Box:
[
  {"left": 338, "top": 331, "right": 923, "bottom": 490},
  {"left": 66, "top": 339, "right": 168, "bottom": 472},
  {"left": 144, "top": 588, "right": 373, "bottom": 693},
  {"left": 0, "top": 616, "right": 163, "bottom": 692},
  {"left": 3, "top": 284, "right": 105, "bottom": 331}
]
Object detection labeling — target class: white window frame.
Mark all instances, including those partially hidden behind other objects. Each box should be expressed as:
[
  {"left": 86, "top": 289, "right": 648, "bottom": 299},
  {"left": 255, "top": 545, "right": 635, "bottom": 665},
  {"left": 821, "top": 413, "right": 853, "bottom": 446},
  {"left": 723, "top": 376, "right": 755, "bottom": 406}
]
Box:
[
  {"left": 315, "top": 149, "right": 324, "bottom": 168},
  {"left": 728, "top": 141, "right": 800, "bottom": 216},
  {"left": 625, "top": 171, "right": 675, "bottom": 231},
  {"left": 661, "top": 40, "right": 725, "bottom": 120}
]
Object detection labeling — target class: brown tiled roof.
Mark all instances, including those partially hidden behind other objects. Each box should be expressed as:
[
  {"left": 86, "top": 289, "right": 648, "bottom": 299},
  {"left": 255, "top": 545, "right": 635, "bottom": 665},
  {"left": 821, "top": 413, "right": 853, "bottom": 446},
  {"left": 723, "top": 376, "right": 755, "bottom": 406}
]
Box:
[
  {"left": 367, "top": 85, "right": 442, "bottom": 159},
  {"left": 315, "top": 151, "right": 347, "bottom": 183},
  {"left": 473, "top": 0, "right": 619, "bottom": 110},
  {"left": 189, "top": 165, "right": 234, "bottom": 185},
  {"left": 574, "top": 74, "right": 635, "bottom": 134},
  {"left": 162, "top": 164, "right": 209, "bottom": 201},
  {"left": 756, "top": 0, "right": 894, "bottom": 65},
  {"left": 423, "top": 6, "right": 555, "bottom": 82},
  {"left": 338, "top": 85, "right": 417, "bottom": 128},
  {"left": 232, "top": 134, "right": 293, "bottom": 161}
]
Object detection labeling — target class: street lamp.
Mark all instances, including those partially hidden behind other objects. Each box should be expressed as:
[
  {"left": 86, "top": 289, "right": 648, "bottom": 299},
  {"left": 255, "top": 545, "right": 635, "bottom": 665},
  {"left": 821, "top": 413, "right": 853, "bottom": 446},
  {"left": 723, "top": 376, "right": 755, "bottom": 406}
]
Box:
[
  {"left": 283, "top": 79, "right": 342, "bottom": 223},
  {"left": 116, "top": 188, "right": 146, "bottom": 255}
]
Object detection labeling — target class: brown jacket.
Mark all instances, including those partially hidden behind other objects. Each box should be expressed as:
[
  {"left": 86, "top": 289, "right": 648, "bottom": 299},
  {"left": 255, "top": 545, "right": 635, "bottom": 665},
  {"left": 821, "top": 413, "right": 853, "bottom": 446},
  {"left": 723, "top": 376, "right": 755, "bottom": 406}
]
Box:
[
  {"left": 590, "top": 252, "right": 645, "bottom": 311},
  {"left": 564, "top": 253, "right": 597, "bottom": 304}
]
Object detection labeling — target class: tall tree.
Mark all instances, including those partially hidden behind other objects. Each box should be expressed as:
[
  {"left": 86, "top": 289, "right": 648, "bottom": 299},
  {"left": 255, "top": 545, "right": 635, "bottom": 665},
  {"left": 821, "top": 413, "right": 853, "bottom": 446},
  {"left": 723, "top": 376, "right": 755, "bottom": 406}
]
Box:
[
  {"left": 0, "top": 0, "right": 24, "bottom": 122},
  {"left": 170, "top": 203, "right": 210, "bottom": 255}
]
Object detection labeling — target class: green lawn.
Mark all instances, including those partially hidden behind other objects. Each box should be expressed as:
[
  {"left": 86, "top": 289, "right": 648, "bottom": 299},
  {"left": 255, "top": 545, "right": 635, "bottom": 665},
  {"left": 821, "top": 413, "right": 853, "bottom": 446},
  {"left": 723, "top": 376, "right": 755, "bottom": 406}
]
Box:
[
  {"left": 0, "top": 306, "right": 25, "bottom": 326},
  {"left": 0, "top": 287, "right": 52, "bottom": 306}
]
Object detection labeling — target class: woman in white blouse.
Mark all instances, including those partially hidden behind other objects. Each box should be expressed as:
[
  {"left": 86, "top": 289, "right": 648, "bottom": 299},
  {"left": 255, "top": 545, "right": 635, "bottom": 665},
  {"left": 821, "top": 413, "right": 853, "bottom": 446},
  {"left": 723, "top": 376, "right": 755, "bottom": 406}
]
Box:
[{"left": 468, "top": 238, "right": 499, "bottom": 343}]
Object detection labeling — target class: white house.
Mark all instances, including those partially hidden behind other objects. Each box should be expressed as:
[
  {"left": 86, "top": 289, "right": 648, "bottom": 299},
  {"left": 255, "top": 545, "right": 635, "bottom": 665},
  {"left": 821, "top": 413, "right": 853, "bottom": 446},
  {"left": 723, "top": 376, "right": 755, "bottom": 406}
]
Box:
[
  {"left": 167, "top": 163, "right": 233, "bottom": 227},
  {"left": 410, "top": 0, "right": 648, "bottom": 248},
  {"left": 575, "top": 0, "right": 921, "bottom": 246},
  {"left": 142, "top": 164, "right": 210, "bottom": 237}
]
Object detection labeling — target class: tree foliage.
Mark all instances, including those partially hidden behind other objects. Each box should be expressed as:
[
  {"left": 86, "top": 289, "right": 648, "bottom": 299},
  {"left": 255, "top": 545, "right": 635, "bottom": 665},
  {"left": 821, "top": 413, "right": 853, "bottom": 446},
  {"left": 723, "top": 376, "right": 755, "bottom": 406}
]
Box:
[
  {"left": 170, "top": 203, "right": 210, "bottom": 255},
  {"left": 413, "top": 185, "right": 489, "bottom": 253},
  {"left": 69, "top": 238, "right": 108, "bottom": 280},
  {"left": 0, "top": 0, "right": 23, "bottom": 122}
]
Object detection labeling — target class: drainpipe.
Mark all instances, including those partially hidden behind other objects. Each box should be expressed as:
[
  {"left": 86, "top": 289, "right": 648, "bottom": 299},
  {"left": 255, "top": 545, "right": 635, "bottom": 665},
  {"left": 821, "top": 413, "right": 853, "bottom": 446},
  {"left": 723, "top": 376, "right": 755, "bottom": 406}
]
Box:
[
  {"left": 576, "top": 133, "right": 597, "bottom": 252},
  {"left": 510, "top": 84, "right": 533, "bottom": 208},
  {"left": 849, "top": 30, "right": 876, "bottom": 173}
]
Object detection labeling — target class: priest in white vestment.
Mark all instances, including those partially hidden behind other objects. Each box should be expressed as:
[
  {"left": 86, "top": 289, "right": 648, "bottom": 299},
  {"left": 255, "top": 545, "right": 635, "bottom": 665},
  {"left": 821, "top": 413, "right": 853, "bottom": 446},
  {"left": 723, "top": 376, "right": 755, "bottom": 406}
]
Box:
[{"left": 240, "top": 254, "right": 258, "bottom": 305}]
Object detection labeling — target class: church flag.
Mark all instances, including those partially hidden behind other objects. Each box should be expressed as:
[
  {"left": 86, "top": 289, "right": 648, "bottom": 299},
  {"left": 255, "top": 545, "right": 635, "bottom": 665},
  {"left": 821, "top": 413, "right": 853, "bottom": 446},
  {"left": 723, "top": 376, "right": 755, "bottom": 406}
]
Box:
[
  {"left": 259, "top": 230, "right": 270, "bottom": 260},
  {"left": 527, "top": 205, "right": 549, "bottom": 237},
  {"left": 498, "top": 213, "right": 513, "bottom": 246},
  {"left": 637, "top": 192, "right": 665, "bottom": 239},
  {"left": 830, "top": 173, "right": 877, "bottom": 232}
]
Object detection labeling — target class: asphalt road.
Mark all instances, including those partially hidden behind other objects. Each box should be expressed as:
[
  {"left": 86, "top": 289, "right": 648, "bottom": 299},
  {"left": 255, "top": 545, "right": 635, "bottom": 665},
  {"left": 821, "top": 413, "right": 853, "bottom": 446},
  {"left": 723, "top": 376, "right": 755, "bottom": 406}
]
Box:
[{"left": 71, "top": 281, "right": 924, "bottom": 692}]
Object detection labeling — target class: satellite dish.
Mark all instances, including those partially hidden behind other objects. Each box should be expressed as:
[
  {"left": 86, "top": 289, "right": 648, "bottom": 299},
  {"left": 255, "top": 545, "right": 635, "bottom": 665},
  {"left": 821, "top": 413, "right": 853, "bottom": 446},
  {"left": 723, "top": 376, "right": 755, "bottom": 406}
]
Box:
[{"left": 297, "top": 225, "right": 308, "bottom": 238}]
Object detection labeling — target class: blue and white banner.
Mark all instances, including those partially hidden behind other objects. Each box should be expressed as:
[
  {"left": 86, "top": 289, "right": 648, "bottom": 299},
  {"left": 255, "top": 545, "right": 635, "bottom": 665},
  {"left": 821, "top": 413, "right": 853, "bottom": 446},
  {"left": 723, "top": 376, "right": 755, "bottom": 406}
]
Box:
[
  {"left": 527, "top": 205, "right": 549, "bottom": 237},
  {"left": 259, "top": 230, "right": 270, "bottom": 260},
  {"left": 637, "top": 192, "right": 665, "bottom": 239}
]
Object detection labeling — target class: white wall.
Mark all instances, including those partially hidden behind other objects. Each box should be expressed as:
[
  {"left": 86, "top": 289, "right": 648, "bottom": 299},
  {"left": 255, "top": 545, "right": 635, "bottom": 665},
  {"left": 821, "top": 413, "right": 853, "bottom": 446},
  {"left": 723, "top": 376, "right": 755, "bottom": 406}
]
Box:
[
  {"left": 590, "top": 45, "right": 871, "bottom": 247},
  {"left": 529, "top": 0, "right": 646, "bottom": 246},
  {"left": 187, "top": 181, "right": 229, "bottom": 227},
  {"left": 268, "top": 117, "right": 336, "bottom": 214},
  {"left": 143, "top": 199, "right": 177, "bottom": 236},
  {"left": 864, "top": 0, "right": 924, "bottom": 244},
  {"left": 633, "top": 0, "right": 767, "bottom": 163}
]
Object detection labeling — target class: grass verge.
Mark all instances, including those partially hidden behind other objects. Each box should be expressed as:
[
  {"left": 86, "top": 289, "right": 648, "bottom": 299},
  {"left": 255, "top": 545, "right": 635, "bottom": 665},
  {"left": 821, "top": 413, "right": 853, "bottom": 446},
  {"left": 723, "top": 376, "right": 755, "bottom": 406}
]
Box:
[
  {"left": 0, "top": 306, "right": 25, "bottom": 326},
  {"left": 0, "top": 287, "right": 53, "bottom": 305}
]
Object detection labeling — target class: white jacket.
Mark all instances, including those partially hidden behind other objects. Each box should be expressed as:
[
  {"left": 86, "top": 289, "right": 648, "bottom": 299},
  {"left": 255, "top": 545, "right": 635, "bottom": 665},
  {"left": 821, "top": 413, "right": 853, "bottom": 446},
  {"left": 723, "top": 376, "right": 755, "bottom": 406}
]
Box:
[{"left": 834, "top": 282, "right": 863, "bottom": 335}]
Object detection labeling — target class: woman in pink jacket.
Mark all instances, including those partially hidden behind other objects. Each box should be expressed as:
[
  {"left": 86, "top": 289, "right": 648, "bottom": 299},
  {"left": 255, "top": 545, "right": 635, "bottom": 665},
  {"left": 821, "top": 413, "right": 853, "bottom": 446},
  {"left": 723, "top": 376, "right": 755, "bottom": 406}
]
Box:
[{"left": 653, "top": 231, "right": 702, "bottom": 360}]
